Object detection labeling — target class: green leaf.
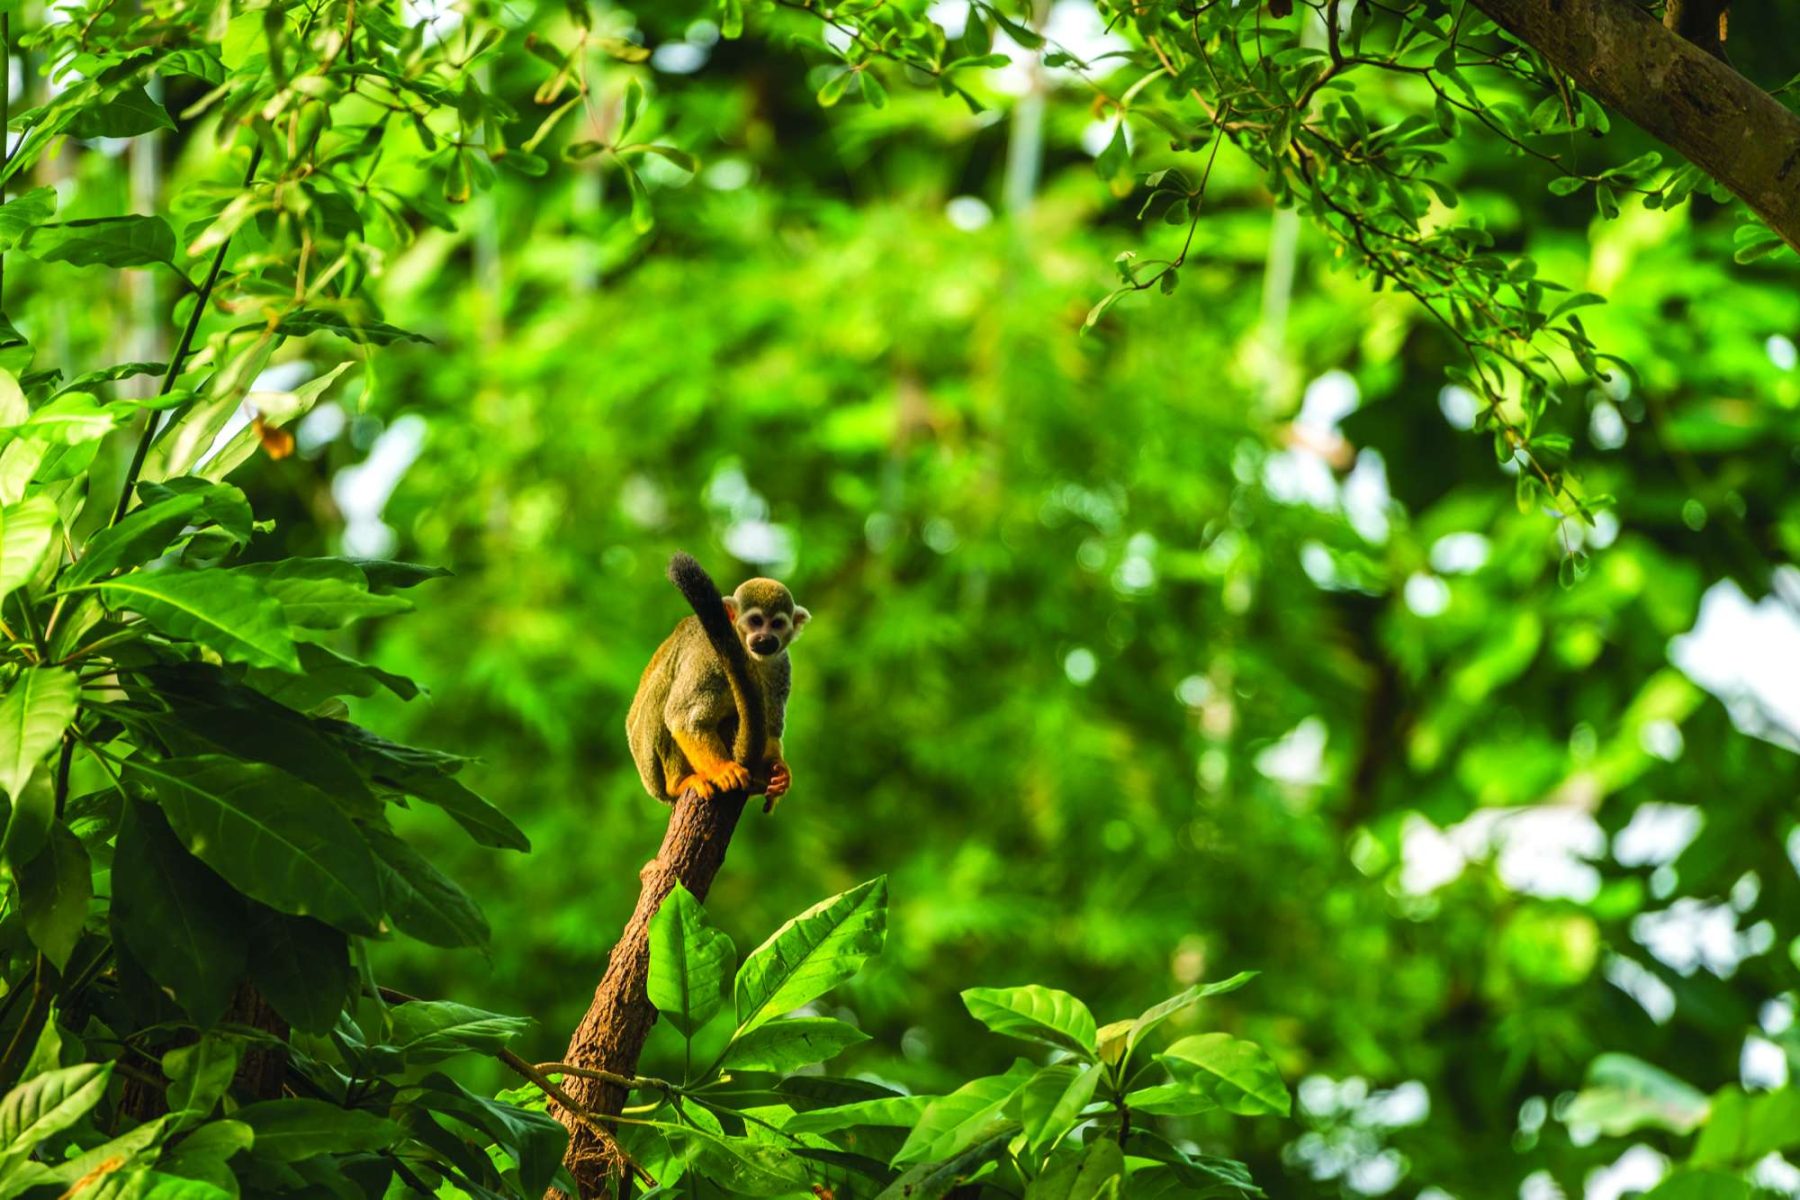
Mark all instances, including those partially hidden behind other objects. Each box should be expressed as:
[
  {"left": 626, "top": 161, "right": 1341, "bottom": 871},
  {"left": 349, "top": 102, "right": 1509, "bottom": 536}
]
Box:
[
  {"left": 227, "top": 559, "right": 412, "bottom": 630},
  {"left": 816, "top": 69, "right": 852, "bottom": 108},
  {"left": 23, "top": 216, "right": 176, "bottom": 268},
  {"left": 0, "top": 1062, "right": 112, "bottom": 1163},
  {"left": 0, "top": 667, "right": 76, "bottom": 804},
  {"left": 1690, "top": 1086, "right": 1800, "bottom": 1167},
  {"left": 67, "top": 482, "right": 250, "bottom": 587},
  {"left": 384, "top": 1000, "right": 531, "bottom": 1064},
  {"left": 0, "top": 189, "right": 55, "bottom": 251},
  {"left": 1123, "top": 1082, "right": 1219, "bottom": 1117},
  {"left": 721, "top": 1017, "right": 868, "bottom": 1073},
  {"left": 414, "top": 1073, "right": 568, "bottom": 1197},
  {"left": 621, "top": 161, "right": 653, "bottom": 234},
  {"left": 648, "top": 883, "right": 735, "bottom": 1036},
  {"left": 123, "top": 756, "right": 384, "bottom": 935},
  {"left": 16, "top": 824, "right": 90, "bottom": 971},
  {"left": 961, "top": 985, "right": 1097, "bottom": 1057},
  {"left": 734, "top": 876, "right": 886, "bottom": 1036},
  {"left": 1125, "top": 971, "right": 1256, "bottom": 1056},
  {"left": 1158, "top": 1033, "right": 1290, "bottom": 1116},
  {"left": 660, "top": 1123, "right": 812, "bottom": 1197},
  {"left": 245, "top": 643, "right": 420, "bottom": 710},
  {"left": 1020, "top": 1062, "right": 1103, "bottom": 1152},
  {"left": 1094, "top": 122, "right": 1128, "bottom": 181},
  {"left": 163, "top": 1036, "right": 243, "bottom": 1130},
  {"left": 366, "top": 823, "right": 490, "bottom": 949},
  {"left": 111, "top": 800, "right": 247, "bottom": 1026},
  {"left": 246, "top": 904, "right": 351, "bottom": 1035},
  {"left": 877, "top": 1128, "right": 1013, "bottom": 1200},
  {"left": 92, "top": 569, "right": 299, "bottom": 671},
  {"left": 67, "top": 87, "right": 175, "bottom": 138},
  {"left": 782, "top": 1094, "right": 933, "bottom": 1135},
  {"left": 1025, "top": 1135, "right": 1123, "bottom": 1200},
  {"left": 327, "top": 722, "right": 527, "bottom": 851},
  {"left": 1563, "top": 1053, "right": 1708, "bottom": 1137},
  {"left": 1643, "top": 1171, "right": 1753, "bottom": 1200},
  {"left": 1547, "top": 175, "right": 1586, "bottom": 196},
  {"left": 234, "top": 1100, "right": 402, "bottom": 1162},
  {"left": 0, "top": 496, "right": 57, "bottom": 602},
  {"left": 893, "top": 1059, "right": 1035, "bottom": 1165},
  {"left": 13, "top": 393, "right": 126, "bottom": 445}
]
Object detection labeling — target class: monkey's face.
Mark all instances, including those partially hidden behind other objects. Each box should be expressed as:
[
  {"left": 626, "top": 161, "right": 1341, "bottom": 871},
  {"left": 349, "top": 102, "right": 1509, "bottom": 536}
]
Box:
[{"left": 727, "top": 580, "right": 811, "bottom": 661}]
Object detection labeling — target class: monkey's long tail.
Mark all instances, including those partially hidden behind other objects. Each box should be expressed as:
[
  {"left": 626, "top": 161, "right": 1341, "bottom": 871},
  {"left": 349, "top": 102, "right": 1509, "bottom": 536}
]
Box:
[{"left": 666, "top": 552, "right": 768, "bottom": 793}]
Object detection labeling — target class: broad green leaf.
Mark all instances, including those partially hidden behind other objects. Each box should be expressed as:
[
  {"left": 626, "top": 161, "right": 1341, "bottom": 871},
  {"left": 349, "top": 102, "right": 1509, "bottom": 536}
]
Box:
[
  {"left": 328, "top": 722, "right": 527, "bottom": 851},
  {"left": 1020, "top": 1062, "right": 1103, "bottom": 1152},
  {"left": 648, "top": 883, "right": 734, "bottom": 1035},
  {"left": 1564, "top": 1053, "right": 1708, "bottom": 1137},
  {"left": 0, "top": 666, "right": 76, "bottom": 804},
  {"left": 16, "top": 824, "right": 90, "bottom": 971},
  {"left": 1124, "top": 1082, "right": 1218, "bottom": 1117},
  {"left": 1158, "top": 1033, "right": 1290, "bottom": 1117},
  {"left": 246, "top": 904, "right": 351, "bottom": 1034},
  {"left": 0, "top": 189, "right": 55, "bottom": 251},
  {"left": 48, "top": 1115, "right": 168, "bottom": 1188},
  {"left": 366, "top": 824, "right": 490, "bottom": 949},
  {"left": 1124, "top": 971, "right": 1257, "bottom": 1056},
  {"left": 23, "top": 216, "right": 175, "bottom": 268},
  {"left": 245, "top": 643, "right": 420, "bottom": 710},
  {"left": 734, "top": 876, "right": 886, "bottom": 1036},
  {"left": 384, "top": 1000, "right": 531, "bottom": 1064},
  {"left": 876, "top": 1128, "right": 1014, "bottom": 1200},
  {"left": 415, "top": 1073, "right": 568, "bottom": 1197},
  {"left": 93, "top": 569, "right": 300, "bottom": 671},
  {"left": 13, "top": 393, "right": 124, "bottom": 445},
  {"left": 659, "top": 1122, "right": 812, "bottom": 1197},
  {"left": 782, "top": 1094, "right": 933, "bottom": 1136},
  {"left": 1643, "top": 1171, "right": 1753, "bottom": 1200},
  {"left": 893, "top": 1059, "right": 1035, "bottom": 1166},
  {"left": 721, "top": 1017, "right": 868, "bottom": 1073},
  {"left": 228, "top": 559, "right": 411, "bottom": 630},
  {"left": 66, "top": 482, "right": 249, "bottom": 587},
  {"left": 156, "top": 1119, "right": 253, "bottom": 1191},
  {"left": 111, "top": 801, "right": 247, "bottom": 1025},
  {"left": 962, "top": 985, "right": 1098, "bottom": 1057},
  {"left": 124, "top": 756, "right": 383, "bottom": 935},
  {"left": 134, "top": 1171, "right": 234, "bottom": 1200},
  {"left": 1024, "top": 1136, "right": 1123, "bottom": 1200},
  {"left": 1690, "top": 1086, "right": 1800, "bottom": 1168},
  {"left": 163, "top": 1036, "right": 243, "bottom": 1130},
  {"left": 234, "top": 1100, "right": 402, "bottom": 1162},
  {"left": 0, "top": 496, "right": 57, "bottom": 601},
  {"left": 0, "top": 1062, "right": 112, "bottom": 1163},
  {"left": 67, "top": 87, "right": 175, "bottom": 138}
]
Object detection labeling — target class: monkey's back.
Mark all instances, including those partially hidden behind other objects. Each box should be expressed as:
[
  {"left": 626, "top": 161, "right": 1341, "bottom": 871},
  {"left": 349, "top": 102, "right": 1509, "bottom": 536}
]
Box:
[{"left": 625, "top": 618, "right": 695, "bottom": 802}]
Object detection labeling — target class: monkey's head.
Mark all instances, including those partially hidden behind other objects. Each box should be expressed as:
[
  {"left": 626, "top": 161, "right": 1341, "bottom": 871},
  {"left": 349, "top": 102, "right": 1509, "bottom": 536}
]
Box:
[{"left": 726, "top": 578, "right": 810, "bottom": 661}]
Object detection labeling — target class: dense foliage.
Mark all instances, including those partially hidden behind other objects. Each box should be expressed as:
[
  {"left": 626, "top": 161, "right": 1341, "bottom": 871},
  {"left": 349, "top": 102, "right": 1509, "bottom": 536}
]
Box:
[{"left": 2, "top": 0, "right": 1799, "bottom": 1195}]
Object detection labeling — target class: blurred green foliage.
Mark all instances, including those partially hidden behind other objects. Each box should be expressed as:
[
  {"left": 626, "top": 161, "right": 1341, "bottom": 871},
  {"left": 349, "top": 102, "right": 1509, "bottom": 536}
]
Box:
[{"left": 7, "top": 0, "right": 1800, "bottom": 1194}]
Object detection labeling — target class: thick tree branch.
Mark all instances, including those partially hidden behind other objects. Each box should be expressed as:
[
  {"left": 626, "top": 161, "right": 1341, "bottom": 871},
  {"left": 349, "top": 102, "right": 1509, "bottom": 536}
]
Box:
[{"left": 1470, "top": 0, "right": 1800, "bottom": 252}]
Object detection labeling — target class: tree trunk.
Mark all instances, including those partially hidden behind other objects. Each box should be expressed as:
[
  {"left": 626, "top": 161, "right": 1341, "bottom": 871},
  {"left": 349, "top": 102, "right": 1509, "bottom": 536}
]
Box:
[
  {"left": 1470, "top": 0, "right": 1800, "bottom": 252},
  {"left": 547, "top": 785, "right": 750, "bottom": 1197}
]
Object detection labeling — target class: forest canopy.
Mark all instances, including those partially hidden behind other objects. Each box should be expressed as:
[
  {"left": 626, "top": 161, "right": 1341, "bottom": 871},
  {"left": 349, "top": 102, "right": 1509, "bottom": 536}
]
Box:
[{"left": 0, "top": 0, "right": 1797, "bottom": 1197}]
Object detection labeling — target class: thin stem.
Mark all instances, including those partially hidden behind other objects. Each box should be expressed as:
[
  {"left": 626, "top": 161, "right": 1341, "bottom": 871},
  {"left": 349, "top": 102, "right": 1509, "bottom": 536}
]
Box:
[
  {"left": 0, "top": 11, "right": 10, "bottom": 306},
  {"left": 110, "top": 143, "right": 265, "bottom": 527}
]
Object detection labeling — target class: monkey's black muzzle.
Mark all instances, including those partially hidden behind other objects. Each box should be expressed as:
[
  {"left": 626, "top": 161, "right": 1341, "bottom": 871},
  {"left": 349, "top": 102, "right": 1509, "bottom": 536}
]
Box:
[{"left": 750, "top": 635, "right": 780, "bottom": 656}]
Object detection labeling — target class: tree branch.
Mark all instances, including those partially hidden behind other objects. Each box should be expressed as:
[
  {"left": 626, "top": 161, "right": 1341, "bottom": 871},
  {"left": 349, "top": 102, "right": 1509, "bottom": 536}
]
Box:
[{"left": 1469, "top": 0, "right": 1800, "bottom": 251}]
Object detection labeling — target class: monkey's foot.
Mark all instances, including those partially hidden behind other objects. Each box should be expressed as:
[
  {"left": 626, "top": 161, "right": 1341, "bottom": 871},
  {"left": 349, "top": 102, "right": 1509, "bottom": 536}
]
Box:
[
  {"left": 673, "top": 773, "right": 716, "bottom": 799},
  {"left": 704, "top": 760, "right": 752, "bottom": 793}
]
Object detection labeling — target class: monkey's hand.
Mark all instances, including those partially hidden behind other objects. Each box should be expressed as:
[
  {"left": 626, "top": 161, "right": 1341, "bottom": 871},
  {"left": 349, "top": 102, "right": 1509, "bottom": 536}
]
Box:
[{"left": 765, "top": 761, "right": 791, "bottom": 800}]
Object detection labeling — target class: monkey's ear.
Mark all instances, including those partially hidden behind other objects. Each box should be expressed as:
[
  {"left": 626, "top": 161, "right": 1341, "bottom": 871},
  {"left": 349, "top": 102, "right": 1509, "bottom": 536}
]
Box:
[
  {"left": 792, "top": 606, "right": 811, "bottom": 633},
  {"left": 723, "top": 597, "right": 739, "bottom": 622}
]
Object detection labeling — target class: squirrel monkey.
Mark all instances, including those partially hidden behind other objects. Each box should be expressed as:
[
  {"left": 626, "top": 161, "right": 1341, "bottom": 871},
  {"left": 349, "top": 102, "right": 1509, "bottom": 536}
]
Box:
[{"left": 627, "top": 555, "right": 810, "bottom": 809}]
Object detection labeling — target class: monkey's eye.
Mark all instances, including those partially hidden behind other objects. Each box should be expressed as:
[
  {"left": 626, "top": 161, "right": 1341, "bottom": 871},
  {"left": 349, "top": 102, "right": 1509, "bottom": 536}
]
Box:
[
  {"left": 770, "top": 615, "right": 788, "bottom": 630},
  {"left": 747, "top": 614, "right": 764, "bottom": 629}
]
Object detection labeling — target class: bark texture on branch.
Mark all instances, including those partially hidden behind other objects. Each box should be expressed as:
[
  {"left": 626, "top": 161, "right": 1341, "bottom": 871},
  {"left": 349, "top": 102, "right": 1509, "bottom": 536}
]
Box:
[
  {"left": 550, "top": 554, "right": 767, "bottom": 1198},
  {"left": 1470, "top": 0, "right": 1800, "bottom": 251},
  {"left": 548, "top": 787, "right": 749, "bottom": 1196}
]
